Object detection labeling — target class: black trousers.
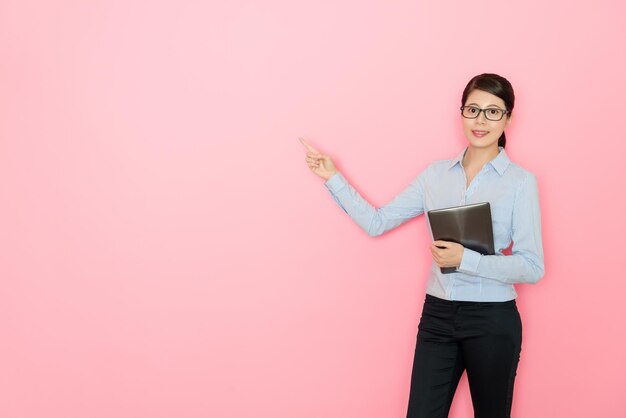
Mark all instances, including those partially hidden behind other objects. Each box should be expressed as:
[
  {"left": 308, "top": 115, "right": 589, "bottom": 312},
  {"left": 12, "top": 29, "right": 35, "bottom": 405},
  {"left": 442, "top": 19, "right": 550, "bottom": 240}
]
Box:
[{"left": 406, "top": 294, "right": 522, "bottom": 418}]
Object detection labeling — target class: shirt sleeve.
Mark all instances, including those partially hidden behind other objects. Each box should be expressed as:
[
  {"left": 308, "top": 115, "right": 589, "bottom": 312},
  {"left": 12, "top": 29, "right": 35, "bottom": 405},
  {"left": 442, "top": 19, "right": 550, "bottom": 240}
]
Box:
[
  {"left": 456, "top": 173, "right": 545, "bottom": 284},
  {"left": 323, "top": 169, "right": 427, "bottom": 237}
]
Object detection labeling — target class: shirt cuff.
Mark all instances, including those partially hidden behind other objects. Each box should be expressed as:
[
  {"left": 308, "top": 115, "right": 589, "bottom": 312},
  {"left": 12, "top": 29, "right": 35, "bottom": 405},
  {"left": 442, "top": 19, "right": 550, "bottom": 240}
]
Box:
[
  {"left": 324, "top": 172, "right": 346, "bottom": 194},
  {"left": 458, "top": 247, "right": 481, "bottom": 274}
]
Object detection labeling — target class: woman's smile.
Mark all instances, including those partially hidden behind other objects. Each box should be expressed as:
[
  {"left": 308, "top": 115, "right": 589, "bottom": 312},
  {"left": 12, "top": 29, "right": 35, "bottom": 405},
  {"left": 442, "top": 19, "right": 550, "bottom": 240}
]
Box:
[{"left": 472, "top": 130, "right": 490, "bottom": 138}]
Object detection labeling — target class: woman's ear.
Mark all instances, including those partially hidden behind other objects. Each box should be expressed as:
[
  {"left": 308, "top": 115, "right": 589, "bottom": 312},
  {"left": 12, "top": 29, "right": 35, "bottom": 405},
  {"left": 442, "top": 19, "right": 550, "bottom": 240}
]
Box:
[{"left": 505, "top": 114, "right": 513, "bottom": 128}]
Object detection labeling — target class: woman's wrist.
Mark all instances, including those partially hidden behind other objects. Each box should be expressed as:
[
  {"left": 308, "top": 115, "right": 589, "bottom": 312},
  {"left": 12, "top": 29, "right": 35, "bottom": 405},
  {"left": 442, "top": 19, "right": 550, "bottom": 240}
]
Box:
[{"left": 325, "top": 170, "right": 339, "bottom": 181}]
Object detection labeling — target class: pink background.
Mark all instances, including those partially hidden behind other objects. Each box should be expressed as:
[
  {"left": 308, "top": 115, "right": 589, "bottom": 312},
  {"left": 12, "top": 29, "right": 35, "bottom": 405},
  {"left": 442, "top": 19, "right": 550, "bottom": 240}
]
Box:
[{"left": 1, "top": 1, "right": 624, "bottom": 417}]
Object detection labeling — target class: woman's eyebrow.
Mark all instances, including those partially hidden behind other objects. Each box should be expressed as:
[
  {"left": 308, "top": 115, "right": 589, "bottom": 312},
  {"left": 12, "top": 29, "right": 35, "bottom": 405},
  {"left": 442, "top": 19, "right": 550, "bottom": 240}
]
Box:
[{"left": 466, "top": 102, "right": 504, "bottom": 108}]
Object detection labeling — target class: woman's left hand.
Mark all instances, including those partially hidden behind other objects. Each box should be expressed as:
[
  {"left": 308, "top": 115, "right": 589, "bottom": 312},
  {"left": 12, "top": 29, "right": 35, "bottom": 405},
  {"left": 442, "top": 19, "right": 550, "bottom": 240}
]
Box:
[{"left": 431, "top": 240, "right": 465, "bottom": 268}]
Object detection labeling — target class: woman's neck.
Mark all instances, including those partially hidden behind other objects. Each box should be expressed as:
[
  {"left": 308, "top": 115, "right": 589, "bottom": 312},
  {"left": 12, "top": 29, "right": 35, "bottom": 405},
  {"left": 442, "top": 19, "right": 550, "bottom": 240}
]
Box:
[{"left": 462, "top": 145, "right": 500, "bottom": 170}]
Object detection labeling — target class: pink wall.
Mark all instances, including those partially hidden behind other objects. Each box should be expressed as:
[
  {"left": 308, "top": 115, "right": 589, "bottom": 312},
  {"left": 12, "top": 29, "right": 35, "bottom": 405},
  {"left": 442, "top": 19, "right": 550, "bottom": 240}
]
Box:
[{"left": 1, "top": 1, "right": 624, "bottom": 417}]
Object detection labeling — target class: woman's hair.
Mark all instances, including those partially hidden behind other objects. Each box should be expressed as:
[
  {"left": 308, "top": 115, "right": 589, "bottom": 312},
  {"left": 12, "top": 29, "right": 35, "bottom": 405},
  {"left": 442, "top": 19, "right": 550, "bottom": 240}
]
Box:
[{"left": 461, "top": 73, "right": 515, "bottom": 149}]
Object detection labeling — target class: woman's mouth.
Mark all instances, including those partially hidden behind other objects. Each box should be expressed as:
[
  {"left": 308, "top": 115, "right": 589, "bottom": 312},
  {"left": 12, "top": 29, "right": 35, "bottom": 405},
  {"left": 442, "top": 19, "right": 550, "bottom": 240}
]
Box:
[{"left": 472, "top": 130, "right": 489, "bottom": 138}]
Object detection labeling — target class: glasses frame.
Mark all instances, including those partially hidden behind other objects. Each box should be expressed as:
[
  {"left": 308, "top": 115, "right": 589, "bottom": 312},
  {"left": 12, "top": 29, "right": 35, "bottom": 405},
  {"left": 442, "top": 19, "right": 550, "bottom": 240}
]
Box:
[{"left": 460, "top": 106, "right": 510, "bottom": 121}]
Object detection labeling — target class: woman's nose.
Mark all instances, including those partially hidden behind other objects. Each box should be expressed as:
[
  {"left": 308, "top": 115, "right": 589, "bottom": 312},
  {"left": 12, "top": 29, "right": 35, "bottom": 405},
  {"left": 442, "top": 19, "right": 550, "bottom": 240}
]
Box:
[{"left": 475, "top": 111, "right": 487, "bottom": 124}]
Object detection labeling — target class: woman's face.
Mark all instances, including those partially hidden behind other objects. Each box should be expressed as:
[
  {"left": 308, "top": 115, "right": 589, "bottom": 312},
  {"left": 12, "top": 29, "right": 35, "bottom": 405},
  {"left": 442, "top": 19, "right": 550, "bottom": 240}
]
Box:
[{"left": 462, "top": 89, "right": 511, "bottom": 151}]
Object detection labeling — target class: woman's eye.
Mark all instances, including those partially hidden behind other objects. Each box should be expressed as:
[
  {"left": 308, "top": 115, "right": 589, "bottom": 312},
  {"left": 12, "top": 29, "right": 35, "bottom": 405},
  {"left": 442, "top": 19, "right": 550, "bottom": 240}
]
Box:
[
  {"left": 488, "top": 109, "right": 500, "bottom": 115},
  {"left": 469, "top": 107, "right": 478, "bottom": 114}
]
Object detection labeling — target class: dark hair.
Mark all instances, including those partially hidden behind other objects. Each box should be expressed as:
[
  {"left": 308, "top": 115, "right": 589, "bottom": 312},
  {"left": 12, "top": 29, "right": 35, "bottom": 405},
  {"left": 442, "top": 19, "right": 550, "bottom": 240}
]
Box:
[{"left": 461, "top": 73, "right": 515, "bottom": 149}]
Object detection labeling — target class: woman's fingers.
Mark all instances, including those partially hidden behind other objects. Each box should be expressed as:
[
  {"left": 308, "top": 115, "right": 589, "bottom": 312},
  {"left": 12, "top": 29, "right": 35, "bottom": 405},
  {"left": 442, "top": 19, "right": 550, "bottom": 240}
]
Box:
[
  {"left": 300, "top": 138, "right": 337, "bottom": 180},
  {"left": 430, "top": 242, "right": 463, "bottom": 268},
  {"left": 305, "top": 155, "right": 321, "bottom": 168},
  {"left": 299, "top": 137, "right": 320, "bottom": 154}
]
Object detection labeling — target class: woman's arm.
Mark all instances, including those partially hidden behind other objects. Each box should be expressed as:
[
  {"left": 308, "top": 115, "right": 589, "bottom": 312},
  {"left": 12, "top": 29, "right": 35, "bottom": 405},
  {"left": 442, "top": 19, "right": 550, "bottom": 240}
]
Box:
[
  {"left": 456, "top": 173, "right": 545, "bottom": 283},
  {"left": 324, "top": 170, "right": 427, "bottom": 237},
  {"left": 301, "top": 137, "right": 427, "bottom": 237}
]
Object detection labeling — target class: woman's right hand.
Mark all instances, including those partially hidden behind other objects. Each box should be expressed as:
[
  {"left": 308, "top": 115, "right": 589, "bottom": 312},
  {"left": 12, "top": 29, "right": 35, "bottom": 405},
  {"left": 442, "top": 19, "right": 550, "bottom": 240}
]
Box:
[{"left": 299, "top": 137, "right": 338, "bottom": 181}]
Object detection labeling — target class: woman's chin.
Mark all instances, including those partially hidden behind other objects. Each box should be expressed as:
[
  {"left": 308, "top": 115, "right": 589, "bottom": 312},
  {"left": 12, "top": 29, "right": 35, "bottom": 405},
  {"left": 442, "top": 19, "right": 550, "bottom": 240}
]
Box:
[{"left": 466, "top": 136, "right": 498, "bottom": 149}]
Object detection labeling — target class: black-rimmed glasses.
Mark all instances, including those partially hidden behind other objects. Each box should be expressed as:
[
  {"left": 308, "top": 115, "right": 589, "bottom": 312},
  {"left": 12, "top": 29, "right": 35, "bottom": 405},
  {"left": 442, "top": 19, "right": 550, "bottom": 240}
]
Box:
[{"left": 460, "top": 106, "right": 510, "bottom": 121}]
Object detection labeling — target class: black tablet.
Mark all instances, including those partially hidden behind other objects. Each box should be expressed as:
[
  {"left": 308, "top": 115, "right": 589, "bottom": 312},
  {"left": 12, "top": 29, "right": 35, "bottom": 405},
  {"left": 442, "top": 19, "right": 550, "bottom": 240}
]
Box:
[{"left": 426, "top": 202, "right": 495, "bottom": 274}]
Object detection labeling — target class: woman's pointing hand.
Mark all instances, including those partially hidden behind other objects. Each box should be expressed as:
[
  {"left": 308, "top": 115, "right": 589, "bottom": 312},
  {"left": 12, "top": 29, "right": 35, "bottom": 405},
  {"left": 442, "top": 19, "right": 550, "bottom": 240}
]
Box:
[{"left": 299, "top": 137, "right": 338, "bottom": 181}]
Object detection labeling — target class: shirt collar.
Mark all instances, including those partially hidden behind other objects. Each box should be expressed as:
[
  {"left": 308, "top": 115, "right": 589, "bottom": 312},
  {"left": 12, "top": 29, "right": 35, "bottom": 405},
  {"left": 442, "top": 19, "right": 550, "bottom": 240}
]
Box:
[{"left": 447, "top": 146, "right": 511, "bottom": 176}]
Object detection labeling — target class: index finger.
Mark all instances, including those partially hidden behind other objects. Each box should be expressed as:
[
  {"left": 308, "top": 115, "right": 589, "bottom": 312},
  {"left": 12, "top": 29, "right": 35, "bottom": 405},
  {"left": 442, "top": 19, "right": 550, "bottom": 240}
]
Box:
[{"left": 299, "top": 137, "right": 319, "bottom": 153}]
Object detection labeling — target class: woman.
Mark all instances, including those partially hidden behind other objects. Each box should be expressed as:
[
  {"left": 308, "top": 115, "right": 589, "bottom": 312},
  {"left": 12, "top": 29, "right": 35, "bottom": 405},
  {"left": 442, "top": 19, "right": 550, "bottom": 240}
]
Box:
[{"left": 300, "top": 73, "right": 544, "bottom": 418}]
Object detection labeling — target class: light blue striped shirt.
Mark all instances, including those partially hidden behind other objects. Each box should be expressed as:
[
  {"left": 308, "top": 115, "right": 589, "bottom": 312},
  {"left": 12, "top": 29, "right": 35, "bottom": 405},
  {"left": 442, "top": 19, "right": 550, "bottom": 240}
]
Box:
[{"left": 323, "top": 146, "right": 544, "bottom": 302}]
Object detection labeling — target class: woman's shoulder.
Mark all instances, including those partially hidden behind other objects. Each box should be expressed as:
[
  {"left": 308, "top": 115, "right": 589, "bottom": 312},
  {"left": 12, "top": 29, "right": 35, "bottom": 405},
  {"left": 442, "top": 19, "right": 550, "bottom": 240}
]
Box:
[
  {"left": 502, "top": 160, "right": 540, "bottom": 200},
  {"left": 505, "top": 160, "right": 538, "bottom": 182},
  {"left": 424, "top": 152, "right": 464, "bottom": 172}
]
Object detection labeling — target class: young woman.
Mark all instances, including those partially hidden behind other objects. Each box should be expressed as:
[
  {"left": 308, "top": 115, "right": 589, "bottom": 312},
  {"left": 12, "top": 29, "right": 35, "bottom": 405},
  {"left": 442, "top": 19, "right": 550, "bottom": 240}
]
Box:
[{"left": 300, "top": 73, "right": 544, "bottom": 418}]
